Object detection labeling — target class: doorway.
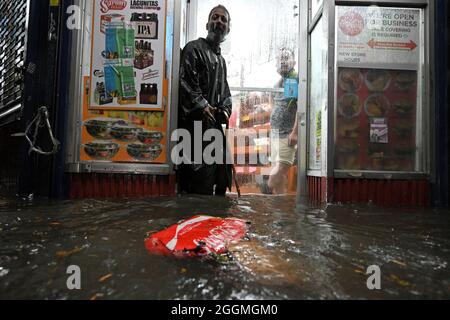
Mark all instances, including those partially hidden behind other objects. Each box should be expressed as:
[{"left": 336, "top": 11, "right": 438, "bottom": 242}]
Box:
[{"left": 185, "top": 0, "right": 300, "bottom": 195}]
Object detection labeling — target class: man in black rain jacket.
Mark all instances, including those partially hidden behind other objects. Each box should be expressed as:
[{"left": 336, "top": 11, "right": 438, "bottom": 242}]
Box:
[{"left": 178, "top": 5, "right": 233, "bottom": 196}]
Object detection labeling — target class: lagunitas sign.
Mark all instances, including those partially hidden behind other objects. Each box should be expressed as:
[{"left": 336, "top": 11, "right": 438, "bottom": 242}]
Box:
[
  {"left": 130, "top": 0, "right": 161, "bottom": 10},
  {"left": 100, "top": 0, "right": 127, "bottom": 13}
]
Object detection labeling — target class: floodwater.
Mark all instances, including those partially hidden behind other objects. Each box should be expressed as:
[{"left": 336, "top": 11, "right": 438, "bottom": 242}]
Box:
[{"left": 0, "top": 195, "right": 449, "bottom": 300}]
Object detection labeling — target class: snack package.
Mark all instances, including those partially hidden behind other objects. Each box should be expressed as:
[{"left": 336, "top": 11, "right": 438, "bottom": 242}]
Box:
[{"left": 145, "top": 216, "right": 249, "bottom": 257}]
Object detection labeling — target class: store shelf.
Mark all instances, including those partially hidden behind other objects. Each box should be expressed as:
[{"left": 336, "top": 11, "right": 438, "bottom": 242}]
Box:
[
  {"left": 240, "top": 110, "right": 271, "bottom": 128},
  {"left": 234, "top": 123, "right": 271, "bottom": 133},
  {"left": 234, "top": 145, "right": 269, "bottom": 155},
  {"left": 234, "top": 166, "right": 271, "bottom": 175}
]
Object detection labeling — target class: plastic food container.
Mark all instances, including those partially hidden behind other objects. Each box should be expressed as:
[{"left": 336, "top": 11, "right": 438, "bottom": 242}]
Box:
[
  {"left": 110, "top": 124, "right": 142, "bottom": 142},
  {"left": 137, "top": 131, "right": 164, "bottom": 144},
  {"left": 127, "top": 143, "right": 163, "bottom": 161},
  {"left": 84, "top": 118, "right": 127, "bottom": 139},
  {"left": 84, "top": 141, "right": 120, "bottom": 160}
]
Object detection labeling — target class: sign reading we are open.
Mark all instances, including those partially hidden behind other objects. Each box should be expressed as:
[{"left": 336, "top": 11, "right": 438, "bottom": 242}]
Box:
[{"left": 337, "top": 6, "right": 421, "bottom": 65}]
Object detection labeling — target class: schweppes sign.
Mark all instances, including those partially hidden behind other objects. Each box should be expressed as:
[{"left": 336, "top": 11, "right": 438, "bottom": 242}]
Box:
[{"left": 100, "top": 0, "right": 128, "bottom": 13}]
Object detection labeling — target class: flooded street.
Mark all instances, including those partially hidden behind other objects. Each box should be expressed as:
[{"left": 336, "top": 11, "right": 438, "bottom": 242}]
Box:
[{"left": 0, "top": 195, "right": 449, "bottom": 300}]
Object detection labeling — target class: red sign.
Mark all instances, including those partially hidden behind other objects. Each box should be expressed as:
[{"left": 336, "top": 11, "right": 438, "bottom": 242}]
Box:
[
  {"left": 368, "top": 39, "right": 417, "bottom": 51},
  {"left": 100, "top": 0, "right": 127, "bottom": 13}
]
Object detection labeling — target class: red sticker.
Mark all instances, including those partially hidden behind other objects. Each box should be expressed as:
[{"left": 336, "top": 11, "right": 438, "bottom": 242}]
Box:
[{"left": 100, "top": 0, "right": 128, "bottom": 13}]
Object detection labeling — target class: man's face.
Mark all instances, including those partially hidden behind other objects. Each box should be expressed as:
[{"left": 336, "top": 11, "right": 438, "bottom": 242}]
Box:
[
  {"left": 206, "top": 7, "right": 230, "bottom": 43},
  {"left": 277, "top": 51, "right": 295, "bottom": 77}
]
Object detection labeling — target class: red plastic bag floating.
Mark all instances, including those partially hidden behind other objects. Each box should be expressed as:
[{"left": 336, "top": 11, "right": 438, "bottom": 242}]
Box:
[{"left": 145, "top": 215, "right": 249, "bottom": 257}]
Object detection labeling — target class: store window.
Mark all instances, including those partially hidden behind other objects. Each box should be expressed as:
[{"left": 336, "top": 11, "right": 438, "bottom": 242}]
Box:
[
  {"left": 310, "top": 0, "right": 323, "bottom": 21},
  {"left": 335, "top": 6, "right": 424, "bottom": 174},
  {"left": 308, "top": 16, "right": 327, "bottom": 172},
  {"left": 336, "top": 68, "right": 418, "bottom": 172},
  {"left": 195, "top": 0, "right": 299, "bottom": 88}
]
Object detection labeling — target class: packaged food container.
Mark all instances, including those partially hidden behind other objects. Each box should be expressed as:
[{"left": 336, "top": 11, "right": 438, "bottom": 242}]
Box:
[
  {"left": 127, "top": 143, "right": 163, "bottom": 161},
  {"left": 84, "top": 118, "right": 127, "bottom": 139},
  {"left": 110, "top": 123, "right": 142, "bottom": 142},
  {"left": 137, "top": 131, "right": 164, "bottom": 144},
  {"left": 84, "top": 141, "right": 120, "bottom": 160}
]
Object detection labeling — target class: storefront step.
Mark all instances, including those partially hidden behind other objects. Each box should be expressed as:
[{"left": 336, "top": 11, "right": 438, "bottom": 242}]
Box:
[{"left": 68, "top": 173, "right": 176, "bottom": 199}]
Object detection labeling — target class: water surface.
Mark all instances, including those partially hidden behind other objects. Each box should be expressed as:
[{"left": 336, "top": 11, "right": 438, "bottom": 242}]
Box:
[{"left": 0, "top": 195, "right": 449, "bottom": 300}]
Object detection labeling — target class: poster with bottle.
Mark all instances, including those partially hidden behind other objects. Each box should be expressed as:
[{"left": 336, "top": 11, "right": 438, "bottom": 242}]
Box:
[{"left": 89, "top": 0, "right": 167, "bottom": 111}]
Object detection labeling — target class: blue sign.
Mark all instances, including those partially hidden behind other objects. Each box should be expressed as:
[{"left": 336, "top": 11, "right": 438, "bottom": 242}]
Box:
[{"left": 284, "top": 78, "right": 298, "bottom": 99}]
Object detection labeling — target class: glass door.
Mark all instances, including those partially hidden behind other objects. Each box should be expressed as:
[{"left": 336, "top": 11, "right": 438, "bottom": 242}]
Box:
[{"left": 188, "top": 0, "right": 300, "bottom": 195}]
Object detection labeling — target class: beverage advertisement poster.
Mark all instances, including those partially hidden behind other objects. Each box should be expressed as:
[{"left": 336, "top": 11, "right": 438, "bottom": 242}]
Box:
[
  {"left": 79, "top": 1, "right": 169, "bottom": 165},
  {"left": 89, "top": 0, "right": 167, "bottom": 111}
]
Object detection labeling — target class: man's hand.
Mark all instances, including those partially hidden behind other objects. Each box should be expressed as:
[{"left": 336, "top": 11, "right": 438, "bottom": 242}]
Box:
[
  {"left": 203, "top": 105, "right": 216, "bottom": 123},
  {"left": 288, "top": 131, "right": 298, "bottom": 147},
  {"left": 218, "top": 109, "right": 229, "bottom": 124}
]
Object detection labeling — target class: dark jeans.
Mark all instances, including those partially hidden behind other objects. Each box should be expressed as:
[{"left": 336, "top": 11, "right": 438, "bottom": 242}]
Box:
[{"left": 179, "top": 163, "right": 229, "bottom": 196}]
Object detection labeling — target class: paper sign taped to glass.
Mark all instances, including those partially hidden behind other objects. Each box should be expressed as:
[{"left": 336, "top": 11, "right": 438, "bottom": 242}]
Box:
[
  {"left": 284, "top": 78, "right": 299, "bottom": 99},
  {"left": 370, "top": 118, "right": 388, "bottom": 144}
]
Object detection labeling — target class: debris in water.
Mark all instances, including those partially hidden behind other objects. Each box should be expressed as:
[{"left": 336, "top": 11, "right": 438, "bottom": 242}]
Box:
[
  {"left": 56, "top": 247, "right": 83, "bottom": 258},
  {"left": 99, "top": 273, "right": 113, "bottom": 282},
  {"left": 90, "top": 293, "right": 105, "bottom": 300},
  {"left": 145, "top": 216, "right": 249, "bottom": 257},
  {"left": 0, "top": 267, "right": 9, "bottom": 277},
  {"left": 390, "top": 260, "right": 407, "bottom": 267},
  {"left": 390, "top": 274, "right": 411, "bottom": 287}
]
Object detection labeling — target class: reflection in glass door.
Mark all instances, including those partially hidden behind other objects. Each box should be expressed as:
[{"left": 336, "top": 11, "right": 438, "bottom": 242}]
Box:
[{"left": 188, "top": 0, "right": 300, "bottom": 195}]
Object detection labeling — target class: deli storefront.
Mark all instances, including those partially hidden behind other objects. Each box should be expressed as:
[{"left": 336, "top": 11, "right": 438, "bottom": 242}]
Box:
[
  {"left": 297, "top": 0, "right": 446, "bottom": 206},
  {"left": 62, "top": 0, "right": 448, "bottom": 204}
]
